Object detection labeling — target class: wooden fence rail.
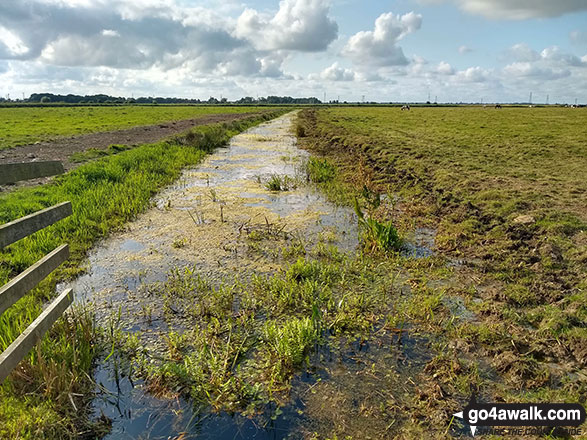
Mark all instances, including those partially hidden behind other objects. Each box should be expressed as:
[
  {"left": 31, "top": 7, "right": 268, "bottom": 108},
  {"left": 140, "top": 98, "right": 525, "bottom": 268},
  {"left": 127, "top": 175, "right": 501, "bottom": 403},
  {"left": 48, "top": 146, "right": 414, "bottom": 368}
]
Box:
[
  {"left": 0, "top": 161, "right": 73, "bottom": 384},
  {"left": 0, "top": 161, "right": 64, "bottom": 185}
]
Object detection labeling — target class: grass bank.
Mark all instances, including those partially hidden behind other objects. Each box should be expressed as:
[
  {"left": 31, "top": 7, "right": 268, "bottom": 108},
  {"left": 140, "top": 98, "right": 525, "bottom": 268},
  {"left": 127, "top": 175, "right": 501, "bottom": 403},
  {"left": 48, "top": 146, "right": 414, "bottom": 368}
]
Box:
[
  {"left": 297, "top": 107, "right": 587, "bottom": 436},
  {"left": 0, "top": 109, "right": 287, "bottom": 439},
  {"left": 0, "top": 106, "right": 275, "bottom": 150}
]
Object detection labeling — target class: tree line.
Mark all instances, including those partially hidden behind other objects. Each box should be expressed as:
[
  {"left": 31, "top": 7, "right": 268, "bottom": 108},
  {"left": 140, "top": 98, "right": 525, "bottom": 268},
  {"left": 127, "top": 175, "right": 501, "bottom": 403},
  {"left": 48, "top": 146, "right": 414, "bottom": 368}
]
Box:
[{"left": 23, "top": 93, "right": 322, "bottom": 104}]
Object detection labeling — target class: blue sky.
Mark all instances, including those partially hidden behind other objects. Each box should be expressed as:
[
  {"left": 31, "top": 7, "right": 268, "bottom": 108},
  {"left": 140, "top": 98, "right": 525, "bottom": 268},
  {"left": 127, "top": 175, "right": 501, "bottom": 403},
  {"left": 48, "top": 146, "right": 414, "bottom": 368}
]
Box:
[{"left": 0, "top": 0, "right": 586, "bottom": 103}]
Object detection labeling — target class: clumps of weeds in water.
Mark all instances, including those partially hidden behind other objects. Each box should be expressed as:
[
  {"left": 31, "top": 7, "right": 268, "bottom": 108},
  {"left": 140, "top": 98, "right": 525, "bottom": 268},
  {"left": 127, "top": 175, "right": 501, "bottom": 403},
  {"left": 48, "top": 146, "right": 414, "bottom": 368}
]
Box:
[
  {"left": 120, "top": 244, "right": 424, "bottom": 427},
  {"left": 171, "top": 236, "right": 188, "bottom": 248},
  {"left": 354, "top": 197, "right": 401, "bottom": 253},
  {"left": 265, "top": 174, "right": 296, "bottom": 191}
]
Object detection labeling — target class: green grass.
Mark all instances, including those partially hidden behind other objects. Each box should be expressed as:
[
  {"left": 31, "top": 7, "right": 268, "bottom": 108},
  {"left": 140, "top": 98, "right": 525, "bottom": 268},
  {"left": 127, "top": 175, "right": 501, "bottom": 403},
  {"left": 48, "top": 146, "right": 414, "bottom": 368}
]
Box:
[
  {"left": 297, "top": 106, "right": 587, "bottom": 436},
  {"left": 353, "top": 197, "right": 401, "bottom": 253},
  {"left": 305, "top": 157, "right": 336, "bottom": 183},
  {"left": 265, "top": 174, "right": 295, "bottom": 191},
  {"left": 0, "top": 110, "right": 286, "bottom": 438},
  {"left": 0, "top": 105, "right": 272, "bottom": 150}
]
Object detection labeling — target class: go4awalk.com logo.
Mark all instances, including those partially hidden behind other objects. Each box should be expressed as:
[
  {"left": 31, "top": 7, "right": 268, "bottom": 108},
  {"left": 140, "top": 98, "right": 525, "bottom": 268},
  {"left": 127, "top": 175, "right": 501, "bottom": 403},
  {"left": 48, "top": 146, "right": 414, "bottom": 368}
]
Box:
[{"left": 452, "top": 396, "right": 586, "bottom": 436}]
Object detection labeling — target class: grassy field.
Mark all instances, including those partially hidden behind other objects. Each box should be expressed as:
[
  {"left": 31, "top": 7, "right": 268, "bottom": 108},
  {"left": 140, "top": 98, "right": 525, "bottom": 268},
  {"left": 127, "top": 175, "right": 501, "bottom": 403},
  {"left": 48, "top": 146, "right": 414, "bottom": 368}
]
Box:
[
  {"left": 0, "top": 110, "right": 286, "bottom": 438},
  {"left": 298, "top": 106, "right": 587, "bottom": 436},
  {"left": 0, "top": 105, "right": 268, "bottom": 150}
]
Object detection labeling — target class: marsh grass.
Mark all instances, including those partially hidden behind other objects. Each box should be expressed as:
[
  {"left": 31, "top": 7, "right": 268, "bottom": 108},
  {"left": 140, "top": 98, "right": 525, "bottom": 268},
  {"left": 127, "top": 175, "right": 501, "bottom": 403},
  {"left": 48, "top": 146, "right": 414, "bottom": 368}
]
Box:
[
  {"left": 353, "top": 198, "right": 401, "bottom": 253},
  {"left": 124, "top": 243, "right": 411, "bottom": 422},
  {"left": 305, "top": 157, "right": 336, "bottom": 183},
  {"left": 265, "top": 174, "right": 295, "bottom": 191},
  {"left": 0, "top": 110, "right": 287, "bottom": 438}
]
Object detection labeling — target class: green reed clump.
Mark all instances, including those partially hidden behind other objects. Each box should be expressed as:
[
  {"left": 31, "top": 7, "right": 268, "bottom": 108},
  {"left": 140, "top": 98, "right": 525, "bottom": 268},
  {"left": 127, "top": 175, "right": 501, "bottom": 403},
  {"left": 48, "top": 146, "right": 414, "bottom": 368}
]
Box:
[
  {"left": 265, "top": 174, "right": 294, "bottom": 191},
  {"left": 263, "top": 317, "right": 318, "bottom": 376},
  {"left": 353, "top": 198, "right": 401, "bottom": 253}
]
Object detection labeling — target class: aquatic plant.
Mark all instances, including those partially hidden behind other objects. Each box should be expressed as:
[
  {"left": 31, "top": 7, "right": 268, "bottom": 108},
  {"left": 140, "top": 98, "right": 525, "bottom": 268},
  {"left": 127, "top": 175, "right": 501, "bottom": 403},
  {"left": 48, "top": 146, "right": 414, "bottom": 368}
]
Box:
[
  {"left": 265, "top": 174, "right": 294, "bottom": 191},
  {"left": 353, "top": 198, "right": 401, "bottom": 252}
]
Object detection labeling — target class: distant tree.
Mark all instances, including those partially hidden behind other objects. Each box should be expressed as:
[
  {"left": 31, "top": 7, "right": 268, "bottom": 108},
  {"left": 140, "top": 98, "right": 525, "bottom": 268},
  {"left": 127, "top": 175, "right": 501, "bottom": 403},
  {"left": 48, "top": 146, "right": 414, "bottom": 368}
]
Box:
[{"left": 40, "top": 96, "right": 51, "bottom": 103}]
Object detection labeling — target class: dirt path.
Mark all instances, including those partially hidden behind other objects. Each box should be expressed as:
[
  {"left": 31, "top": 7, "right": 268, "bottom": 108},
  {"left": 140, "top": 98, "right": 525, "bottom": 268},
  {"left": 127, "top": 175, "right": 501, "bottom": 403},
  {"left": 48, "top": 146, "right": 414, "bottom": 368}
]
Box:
[{"left": 0, "top": 112, "right": 262, "bottom": 191}]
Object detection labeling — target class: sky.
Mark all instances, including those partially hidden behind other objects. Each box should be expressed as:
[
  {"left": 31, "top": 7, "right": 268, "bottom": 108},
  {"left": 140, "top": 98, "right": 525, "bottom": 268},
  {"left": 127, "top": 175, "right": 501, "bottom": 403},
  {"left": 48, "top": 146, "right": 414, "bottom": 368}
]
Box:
[{"left": 0, "top": 0, "right": 586, "bottom": 103}]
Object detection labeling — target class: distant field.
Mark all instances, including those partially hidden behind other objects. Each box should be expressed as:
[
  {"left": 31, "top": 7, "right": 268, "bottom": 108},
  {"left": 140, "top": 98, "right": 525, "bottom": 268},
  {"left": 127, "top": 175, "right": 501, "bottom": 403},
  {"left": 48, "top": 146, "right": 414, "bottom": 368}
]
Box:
[
  {"left": 309, "top": 106, "right": 586, "bottom": 223},
  {"left": 0, "top": 106, "right": 268, "bottom": 150}
]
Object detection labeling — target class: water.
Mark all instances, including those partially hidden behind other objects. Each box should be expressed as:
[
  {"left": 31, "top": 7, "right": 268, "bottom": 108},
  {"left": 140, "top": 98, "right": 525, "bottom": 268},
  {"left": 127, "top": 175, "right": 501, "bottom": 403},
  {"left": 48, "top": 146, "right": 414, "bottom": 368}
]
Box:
[{"left": 61, "top": 112, "right": 435, "bottom": 438}]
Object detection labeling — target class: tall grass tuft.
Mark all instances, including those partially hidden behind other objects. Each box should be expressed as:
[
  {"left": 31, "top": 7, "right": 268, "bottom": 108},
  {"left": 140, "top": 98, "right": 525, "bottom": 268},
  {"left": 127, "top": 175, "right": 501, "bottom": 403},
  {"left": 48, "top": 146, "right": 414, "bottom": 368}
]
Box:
[
  {"left": 263, "top": 317, "right": 318, "bottom": 376},
  {"left": 353, "top": 198, "right": 401, "bottom": 253}
]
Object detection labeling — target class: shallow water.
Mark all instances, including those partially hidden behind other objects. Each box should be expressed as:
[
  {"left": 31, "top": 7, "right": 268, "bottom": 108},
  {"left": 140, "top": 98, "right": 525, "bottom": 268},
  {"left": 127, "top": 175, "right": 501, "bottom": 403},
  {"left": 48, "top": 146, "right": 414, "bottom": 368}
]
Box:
[
  {"left": 63, "top": 112, "right": 436, "bottom": 438},
  {"left": 61, "top": 113, "right": 363, "bottom": 438}
]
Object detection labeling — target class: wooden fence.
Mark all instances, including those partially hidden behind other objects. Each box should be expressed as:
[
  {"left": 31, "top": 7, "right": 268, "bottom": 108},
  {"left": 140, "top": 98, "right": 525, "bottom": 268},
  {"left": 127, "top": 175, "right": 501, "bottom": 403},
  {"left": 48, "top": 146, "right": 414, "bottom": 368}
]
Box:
[{"left": 0, "top": 161, "right": 73, "bottom": 383}]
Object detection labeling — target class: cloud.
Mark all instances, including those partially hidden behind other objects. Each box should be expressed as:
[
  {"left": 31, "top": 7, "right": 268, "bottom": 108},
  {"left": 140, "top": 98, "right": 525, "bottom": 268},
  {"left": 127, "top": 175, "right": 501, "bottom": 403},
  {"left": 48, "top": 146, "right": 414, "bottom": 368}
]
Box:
[
  {"left": 419, "top": 0, "right": 587, "bottom": 19},
  {"left": 235, "top": 0, "right": 338, "bottom": 52},
  {"left": 540, "top": 46, "right": 583, "bottom": 66},
  {"left": 0, "top": 25, "right": 30, "bottom": 57},
  {"left": 101, "top": 29, "right": 120, "bottom": 37},
  {"left": 0, "top": 0, "right": 338, "bottom": 80},
  {"left": 503, "top": 62, "right": 571, "bottom": 80},
  {"left": 458, "top": 45, "right": 472, "bottom": 54},
  {"left": 311, "top": 62, "right": 356, "bottom": 81},
  {"left": 342, "top": 12, "right": 422, "bottom": 66},
  {"left": 506, "top": 43, "right": 540, "bottom": 62},
  {"left": 457, "top": 66, "right": 490, "bottom": 82},
  {"left": 501, "top": 45, "right": 585, "bottom": 83},
  {"left": 437, "top": 61, "right": 455, "bottom": 75}
]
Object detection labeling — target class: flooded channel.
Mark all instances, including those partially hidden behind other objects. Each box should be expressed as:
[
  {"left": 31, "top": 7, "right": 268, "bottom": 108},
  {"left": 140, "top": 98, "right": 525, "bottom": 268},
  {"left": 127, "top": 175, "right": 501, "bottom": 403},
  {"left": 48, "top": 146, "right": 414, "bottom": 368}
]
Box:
[{"left": 63, "top": 112, "right": 434, "bottom": 439}]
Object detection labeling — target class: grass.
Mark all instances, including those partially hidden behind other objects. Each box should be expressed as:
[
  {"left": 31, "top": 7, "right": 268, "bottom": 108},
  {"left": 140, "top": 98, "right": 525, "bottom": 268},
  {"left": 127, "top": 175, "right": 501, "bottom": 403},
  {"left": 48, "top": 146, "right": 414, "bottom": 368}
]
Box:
[
  {"left": 0, "top": 105, "right": 273, "bottom": 150},
  {"left": 0, "top": 109, "right": 287, "bottom": 438},
  {"left": 353, "top": 197, "right": 401, "bottom": 253},
  {"left": 297, "top": 106, "right": 587, "bottom": 436},
  {"left": 305, "top": 157, "right": 336, "bottom": 183},
  {"left": 137, "top": 247, "right": 403, "bottom": 418},
  {"left": 265, "top": 174, "right": 295, "bottom": 191}
]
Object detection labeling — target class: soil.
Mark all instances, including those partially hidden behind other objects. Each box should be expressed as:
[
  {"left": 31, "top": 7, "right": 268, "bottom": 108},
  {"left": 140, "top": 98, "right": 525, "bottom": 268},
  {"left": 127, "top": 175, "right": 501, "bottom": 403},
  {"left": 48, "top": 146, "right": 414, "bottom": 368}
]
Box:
[{"left": 0, "top": 112, "right": 261, "bottom": 192}]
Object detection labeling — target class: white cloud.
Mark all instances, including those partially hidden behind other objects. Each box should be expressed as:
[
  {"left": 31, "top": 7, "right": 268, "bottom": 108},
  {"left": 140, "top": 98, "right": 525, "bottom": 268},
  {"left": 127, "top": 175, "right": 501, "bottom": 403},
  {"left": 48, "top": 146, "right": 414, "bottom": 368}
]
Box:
[
  {"left": 311, "top": 62, "right": 356, "bottom": 81},
  {"left": 437, "top": 61, "right": 454, "bottom": 75},
  {"left": 101, "top": 29, "right": 120, "bottom": 37},
  {"left": 235, "top": 0, "right": 338, "bottom": 52},
  {"left": 419, "top": 0, "right": 587, "bottom": 19},
  {"left": 0, "top": 0, "right": 339, "bottom": 80},
  {"left": 0, "top": 26, "right": 29, "bottom": 56},
  {"left": 507, "top": 43, "right": 540, "bottom": 62},
  {"left": 457, "top": 66, "right": 490, "bottom": 82},
  {"left": 342, "top": 12, "right": 422, "bottom": 66},
  {"left": 458, "top": 45, "right": 472, "bottom": 54},
  {"left": 540, "top": 46, "right": 583, "bottom": 66},
  {"left": 503, "top": 62, "right": 571, "bottom": 80}
]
